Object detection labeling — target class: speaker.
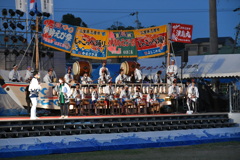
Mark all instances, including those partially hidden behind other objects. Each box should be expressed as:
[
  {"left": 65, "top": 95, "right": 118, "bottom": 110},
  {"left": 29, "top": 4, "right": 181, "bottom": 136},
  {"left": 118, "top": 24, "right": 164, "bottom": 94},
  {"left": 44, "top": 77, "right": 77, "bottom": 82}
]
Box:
[{"left": 182, "top": 51, "right": 188, "bottom": 62}]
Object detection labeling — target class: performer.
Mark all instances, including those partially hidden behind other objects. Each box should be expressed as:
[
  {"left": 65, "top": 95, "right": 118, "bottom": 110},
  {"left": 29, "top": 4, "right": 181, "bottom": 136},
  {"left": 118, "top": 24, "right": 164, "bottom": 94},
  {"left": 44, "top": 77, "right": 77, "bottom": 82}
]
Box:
[
  {"left": 55, "top": 78, "right": 71, "bottom": 118},
  {"left": 99, "top": 61, "right": 110, "bottom": 77},
  {"left": 49, "top": 68, "right": 57, "bottom": 82},
  {"left": 146, "top": 88, "right": 157, "bottom": 112},
  {"left": 72, "top": 83, "right": 85, "bottom": 115},
  {"left": 81, "top": 72, "right": 93, "bottom": 84},
  {"left": 91, "top": 86, "right": 99, "bottom": 114},
  {"left": 9, "top": 64, "right": 22, "bottom": 82},
  {"left": 132, "top": 87, "right": 143, "bottom": 114},
  {"left": 43, "top": 69, "right": 53, "bottom": 83},
  {"left": 153, "top": 70, "right": 163, "bottom": 84},
  {"left": 98, "top": 70, "right": 112, "bottom": 84},
  {"left": 64, "top": 67, "right": 74, "bottom": 84},
  {"left": 120, "top": 85, "right": 131, "bottom": 113},
  {"left": 166, "top": 59, "right": 178, "bottom": 85},
  {"left": 29, "top": 71, "right": 41, "bottom": 119},
  {"left": 115, "top": 69, "right": 128, "bottom": 84},
  {"left": 168, "top": 80, "right": 180, "bottom": 113},
  {"left": 134, "top": 63, "right": 142, "bottom": 83},
  {"left": 104, "top": 81, "right": 115, "bottom": 101},
  {"left": 24, "top": 66, "right": 33, "bottom": 83},
  {"left": 187, "top": 79, "right": 199, "bottom": 113}
]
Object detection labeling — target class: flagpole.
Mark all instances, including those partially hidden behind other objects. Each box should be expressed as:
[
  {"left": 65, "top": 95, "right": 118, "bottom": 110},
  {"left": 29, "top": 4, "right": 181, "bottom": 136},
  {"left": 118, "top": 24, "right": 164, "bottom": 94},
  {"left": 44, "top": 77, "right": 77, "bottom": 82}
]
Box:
[{"left": 35, "top": 16, "right": 39, "bottom": 71}]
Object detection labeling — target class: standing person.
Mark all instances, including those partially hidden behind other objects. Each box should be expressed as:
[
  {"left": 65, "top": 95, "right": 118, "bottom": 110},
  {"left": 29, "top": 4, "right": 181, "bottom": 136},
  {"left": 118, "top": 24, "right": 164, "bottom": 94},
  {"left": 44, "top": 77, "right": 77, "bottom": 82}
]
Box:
[
  {"left": 99, "top": 61, "right": 110, "bottom": 77},
  {"left": 81, "top": 72, "right": 93, "bottom": 84},
  {"left": 134, "top": 63, "right": 142, "bottom": 83},
  {"left": 72, "top": 83, "right": 85, "bottom": 115},
  {"left": 153, "top": 70, "right": 163, "bottom": 84},
  {"left": 187, "top": 79, "right": 199, "bottom": 113},
  {"left": 166, "top": 59, "right": 178, "bottom": 85},
  {"left": 24, "top": 66, "right": 33, "bottom": 83},
  {"left": 168, "top": 80, "right": 180, "bottom": 113},
  {"left": 64, "top": 67, "right": 74, "bottom": 84},
  {"left": 9, "top": 64, "right": 22, "bottom": 82},
  {"left": 115, "top": 69, "right": 128, "bottom": 84},
  {"left": 55, "top": 78, "right": 71, "bottom": 118},
  {"left": 43, "top": 69, "right": 53, "bottom": 83},
  {"left": 29, "top": 71, "right": 41, "bottom": 119}
]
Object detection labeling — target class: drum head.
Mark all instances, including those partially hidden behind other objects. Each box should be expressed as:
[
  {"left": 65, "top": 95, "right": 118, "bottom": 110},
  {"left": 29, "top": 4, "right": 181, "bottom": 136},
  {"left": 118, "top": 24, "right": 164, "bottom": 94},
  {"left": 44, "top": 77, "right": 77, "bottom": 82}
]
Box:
[
  {"left": 72, "top": 61, "right": 80, "bottom": 75},
  {"left": 120, "top": 61, "right": 129, "bottom": 75}
]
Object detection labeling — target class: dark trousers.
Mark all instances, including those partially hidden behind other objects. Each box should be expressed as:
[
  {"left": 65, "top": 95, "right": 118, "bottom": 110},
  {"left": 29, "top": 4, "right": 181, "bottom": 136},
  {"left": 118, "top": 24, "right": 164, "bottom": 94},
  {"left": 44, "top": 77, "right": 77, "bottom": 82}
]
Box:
[
  {"left": 190, "top": 100, "right": 198, "bottom": 112},
  {"left": 171, "top": 98, "right": 179, "bottom": 113},
  {"left": 26, "top": 98, "right": 31, "bottom": 114},
  {"left": 59, "top": 103, "right": 69, "bottom": 116}
]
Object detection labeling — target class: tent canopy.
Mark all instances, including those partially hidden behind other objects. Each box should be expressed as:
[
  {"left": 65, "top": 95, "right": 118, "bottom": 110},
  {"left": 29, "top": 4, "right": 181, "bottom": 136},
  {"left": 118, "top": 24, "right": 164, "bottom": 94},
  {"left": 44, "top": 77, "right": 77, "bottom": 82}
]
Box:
[{"left": 138, "top": 54, "right": 240, "bottom": 79}]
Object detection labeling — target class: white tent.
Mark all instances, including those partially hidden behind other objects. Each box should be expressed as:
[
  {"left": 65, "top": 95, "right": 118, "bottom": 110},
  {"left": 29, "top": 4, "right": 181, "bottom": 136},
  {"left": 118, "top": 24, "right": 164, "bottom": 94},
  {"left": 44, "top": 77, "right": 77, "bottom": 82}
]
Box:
[{"left": 138, "top": 54, "right": 240, "bottom": 79}]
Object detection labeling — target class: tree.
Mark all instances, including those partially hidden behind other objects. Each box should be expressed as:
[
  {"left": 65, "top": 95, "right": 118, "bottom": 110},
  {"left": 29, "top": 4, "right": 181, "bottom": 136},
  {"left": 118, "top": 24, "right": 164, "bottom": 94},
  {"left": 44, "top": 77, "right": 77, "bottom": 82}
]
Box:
[{"left": 61, "top": 13, "right": 88, "bottom": 27}]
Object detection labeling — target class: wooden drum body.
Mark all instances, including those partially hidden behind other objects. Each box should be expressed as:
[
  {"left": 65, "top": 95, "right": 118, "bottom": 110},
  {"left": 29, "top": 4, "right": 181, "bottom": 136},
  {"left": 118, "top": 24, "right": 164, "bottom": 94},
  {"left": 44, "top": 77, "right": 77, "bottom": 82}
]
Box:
[
  {"left": 120, "top": 61, "right": 138, "bottom": 76},
  {"left": 72, "top": 61, "right": 92, "bottom": 81}
]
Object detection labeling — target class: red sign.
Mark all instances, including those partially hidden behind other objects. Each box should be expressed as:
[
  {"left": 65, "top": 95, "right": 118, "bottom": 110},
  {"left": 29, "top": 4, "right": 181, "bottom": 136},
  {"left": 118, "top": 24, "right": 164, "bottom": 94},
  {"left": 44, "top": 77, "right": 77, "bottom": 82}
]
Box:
[{"left": 171, "top": 23, "right": 193, "bottom": 43}]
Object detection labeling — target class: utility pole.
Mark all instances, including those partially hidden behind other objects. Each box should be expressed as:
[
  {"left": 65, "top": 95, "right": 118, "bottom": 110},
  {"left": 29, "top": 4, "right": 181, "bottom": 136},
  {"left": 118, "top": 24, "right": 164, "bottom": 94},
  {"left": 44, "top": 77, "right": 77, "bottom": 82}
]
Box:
[
  {"left": 233, "top": 8, "right": 240, "bottom": 53},
  {"left": 130, "top": 12, "right": 141, "bottom": 29},
  {"left": 209, "top": 0, "right": 218, "bottom": 54}
]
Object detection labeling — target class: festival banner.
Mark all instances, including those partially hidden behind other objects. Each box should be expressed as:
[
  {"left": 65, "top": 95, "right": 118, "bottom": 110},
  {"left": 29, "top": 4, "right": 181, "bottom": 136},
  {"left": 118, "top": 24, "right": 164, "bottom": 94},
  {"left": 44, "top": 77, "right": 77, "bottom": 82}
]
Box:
[
  {"left": 15, "top": 0, "right": 27, "bottom": 12},
  {"left": 41, "top": 19, "right": 77, "bottom": 53},
  {"left": 134, "top": 25, "right": 168, "bottom": 59},
  {"left": 107, "top": 30, "right": 137, "bottom": 58},
  {"left": 71, "top": 27, "right": 108, "bottom": 59},
  {"left": 171, "top": 23, "right": 193, "bottom": 43}
]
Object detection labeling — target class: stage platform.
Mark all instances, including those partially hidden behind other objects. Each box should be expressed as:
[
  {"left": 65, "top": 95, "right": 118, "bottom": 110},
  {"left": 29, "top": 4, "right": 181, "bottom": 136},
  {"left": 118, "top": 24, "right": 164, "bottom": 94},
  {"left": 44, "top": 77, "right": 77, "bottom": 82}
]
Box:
[{"left": 0, "top": 113, "right": 236, "bottom": 139}]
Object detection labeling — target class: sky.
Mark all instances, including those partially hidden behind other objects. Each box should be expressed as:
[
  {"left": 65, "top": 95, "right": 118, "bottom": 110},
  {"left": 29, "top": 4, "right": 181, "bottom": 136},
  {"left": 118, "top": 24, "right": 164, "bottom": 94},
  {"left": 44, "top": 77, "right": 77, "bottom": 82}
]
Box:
[{"left": 0, "top": 0, "right": 239, "bottom": 39}]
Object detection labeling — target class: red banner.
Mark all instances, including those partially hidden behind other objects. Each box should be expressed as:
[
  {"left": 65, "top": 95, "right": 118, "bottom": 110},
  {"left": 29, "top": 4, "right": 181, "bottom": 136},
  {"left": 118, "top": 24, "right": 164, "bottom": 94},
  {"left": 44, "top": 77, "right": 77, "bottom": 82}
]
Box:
[{"left": 171, "top": 23, "right": 193, "bottom": 43}]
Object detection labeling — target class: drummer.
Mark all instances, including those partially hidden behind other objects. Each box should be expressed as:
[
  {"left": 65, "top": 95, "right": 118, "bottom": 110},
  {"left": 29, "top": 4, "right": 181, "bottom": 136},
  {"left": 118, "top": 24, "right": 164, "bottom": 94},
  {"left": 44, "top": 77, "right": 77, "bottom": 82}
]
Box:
[
  {"left": 99, "top": 60, "right": 110, "bottom": 77},
  {"left": 98, "top": 70, "right": 112, "bottom": 84},
  {"left": 64, "top": 67, "right": 74, "bottom": 84},
  {"left": 119, "top": 85, "right": 131, "bottom": 113},
  {"left": 104, "top": 81, "right": 115, "bottom": 101},
  {"left": 115, "top": 69, "right": 128, "bottom": 84},
  {"left": 146, "top": 88, "right": 157, "bottom": 113},
  {"left": 72, "top": 83, "right": 85, "bottom": 115},
  {"left": 81, "top": 72, "right": 93, "bottom": 84},
  {"left": 91, "top": 86, "right": 99, "bottom": 112},
  {"left": 132, "top": 86, "right": 143, "bottom": 113}
]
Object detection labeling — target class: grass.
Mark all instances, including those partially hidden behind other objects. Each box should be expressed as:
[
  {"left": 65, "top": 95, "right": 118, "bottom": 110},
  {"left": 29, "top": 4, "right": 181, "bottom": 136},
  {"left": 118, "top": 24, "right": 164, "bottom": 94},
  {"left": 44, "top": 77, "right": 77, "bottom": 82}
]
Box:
[{"left": 2, "top": 141, "right": 240, "bottom": 160}]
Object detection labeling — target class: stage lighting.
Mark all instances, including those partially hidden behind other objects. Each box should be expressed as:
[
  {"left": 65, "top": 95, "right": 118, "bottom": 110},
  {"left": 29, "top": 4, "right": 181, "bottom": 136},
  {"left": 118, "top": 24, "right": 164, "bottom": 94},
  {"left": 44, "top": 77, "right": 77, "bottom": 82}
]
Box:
[
  {"left": 11, "top": 36, "right": 18, "bottom": 43},
  {"left": 3, "top": 22, "right": 8, "bottom": 29},
  {"left": 29, "top": 11, "right": 35, "bottom": 16},
  {"left": 4, "top": 36, "right": 9, "bottom": 42},
  {"left": 4, "top": 49, "right": 10, "bottom": 56},
  {"left": 12, "top": 49, "right": 19, "bottom": 56},
  {"left": 17, "top": 23, "right": 25, "bottom": 30},
  {"left": 43, "top": 12, "right": 50, "bottom": 18},
  {"left": 18, "top": 36, "right": 27, "bottom": 43},
  {"left": 37, "top": 12, "right": 42, "bottom": 17},
  {"left": 10, "top": 22, "right": 16, "bottom": 30},
  {"left": 2, "top": 9, "right": 7, "bottom": 16},
  {"left": 16, "top": 10, "right": 24, "bottom": 17},
  {"left": 9, "top": 9, "right": 15, "bottom": 17}
]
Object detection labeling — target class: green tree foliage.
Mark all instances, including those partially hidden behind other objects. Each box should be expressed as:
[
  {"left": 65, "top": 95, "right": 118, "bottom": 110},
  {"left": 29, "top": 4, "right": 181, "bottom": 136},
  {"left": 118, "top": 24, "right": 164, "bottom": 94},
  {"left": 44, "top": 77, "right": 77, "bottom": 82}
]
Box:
[{"left": 61, "top": 13, "right": 88, "bottom": 27}]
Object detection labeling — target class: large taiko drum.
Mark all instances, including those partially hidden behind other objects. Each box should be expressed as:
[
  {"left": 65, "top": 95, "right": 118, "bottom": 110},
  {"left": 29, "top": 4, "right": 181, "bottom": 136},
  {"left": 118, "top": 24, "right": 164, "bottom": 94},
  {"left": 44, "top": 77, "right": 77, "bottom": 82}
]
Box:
[
  {"left": 72, "top": 61, "right": 92, "bottom": 81},
  {"left": 120, "top": 61, "right": 138, "bottom": 76}
]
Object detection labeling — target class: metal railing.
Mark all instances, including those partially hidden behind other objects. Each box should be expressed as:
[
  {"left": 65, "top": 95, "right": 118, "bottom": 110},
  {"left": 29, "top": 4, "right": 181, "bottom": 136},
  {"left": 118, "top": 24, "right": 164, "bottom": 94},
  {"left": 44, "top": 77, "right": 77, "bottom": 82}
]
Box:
[{"left": 229, "top": 85, "right": 240, "bottom": 113}]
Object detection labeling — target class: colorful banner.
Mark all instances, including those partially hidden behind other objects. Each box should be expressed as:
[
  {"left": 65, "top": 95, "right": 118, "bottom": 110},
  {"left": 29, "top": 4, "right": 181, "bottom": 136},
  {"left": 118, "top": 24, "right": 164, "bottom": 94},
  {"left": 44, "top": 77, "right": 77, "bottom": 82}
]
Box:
[
  {"left": 134, "top": 25, "right": 168, "bottom": 59},
  {"left": 71, "top": 27, "right": 108, "bottom": 59},
  {"left": 171, "top": 23, "right": 193, "bottom": 43},
  {"left": 15, "top": 0, "right": 27, "bottom": 12},
  {"left": 107, "top": 30, "right": 137, "bottom": 58},
  {"left": 41, "top": 19, "right": 77, "bottom": 53}
]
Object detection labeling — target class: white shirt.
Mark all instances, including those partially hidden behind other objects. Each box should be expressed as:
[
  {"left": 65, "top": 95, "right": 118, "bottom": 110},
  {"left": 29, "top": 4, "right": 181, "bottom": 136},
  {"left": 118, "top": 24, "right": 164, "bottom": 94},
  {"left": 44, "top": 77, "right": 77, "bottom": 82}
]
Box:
[
  {"left": 132, "top": 91, "right": 143, "bottom": 100},
  {"left": 153, "top": 74, "right": 162, "bottom": 84},
  {"left": 29, "top": 77, "right": 41, "bottom": 91},
  {"left": 168, "top": 85, "right": 180, "bottom": 98},
  {"left": 146, "top": 93, "right": 156, "bottom": 103},
  {"left": 64, "top": 73, "right": 74, "bottom": 83},
  {"left": 166, "top": 65, "right": 178, "bottom": 77},
  {"left": 120, "top": 89, "right": 130, "bottom": 100},
  {"left": 134, "top": 68, "right": 142, "bottom": 82},
  {"left": 43, "top": 73, "right": 52, "bottom": 83},
  {"left": 115, "top": 74, "right": 128, "bottom": 84},
  {"left": 99, "top": 67, "right": 110, "bottom": 76},
  {"left": 72, "top": 88, "right": 85, "bottom": 101},
  {"left": 187, "top": 86, "right": 199, "bottom": 102},
  {"left": 91, "top": 90, "right": 98, "bottom": 101},
  {"left": 98, "top": 75, "right": 111, "bottom": 84},
  {"left": 81, "top": 76, "right": 92, "bottom": 84},
  {"left": 9, "top": 69, "right": 21, "bottom": 81},
  {"left": 24, "top": 70, "right": 32, "bottom": 81}
]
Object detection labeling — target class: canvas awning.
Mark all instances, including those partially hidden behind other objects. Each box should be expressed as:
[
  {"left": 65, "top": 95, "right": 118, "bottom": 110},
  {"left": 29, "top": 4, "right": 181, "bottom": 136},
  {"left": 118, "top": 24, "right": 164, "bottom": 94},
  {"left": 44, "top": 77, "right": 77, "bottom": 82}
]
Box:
[{"left": 138, "top": 54, "right": 240, "bottom": 79}]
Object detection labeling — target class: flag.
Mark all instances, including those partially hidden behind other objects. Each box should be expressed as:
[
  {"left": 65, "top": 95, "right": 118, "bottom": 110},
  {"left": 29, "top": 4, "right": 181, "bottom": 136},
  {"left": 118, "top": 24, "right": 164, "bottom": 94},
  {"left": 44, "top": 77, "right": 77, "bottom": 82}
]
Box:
[
  {"left": 41, "top": 0, "right": 53, "bottom": 14},
  {"left": 15, "top": 0, "right": 27, "bottom": 12},
  {"left": 29, "top": 0, "right": 35, "bottom": 10}
]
